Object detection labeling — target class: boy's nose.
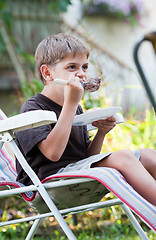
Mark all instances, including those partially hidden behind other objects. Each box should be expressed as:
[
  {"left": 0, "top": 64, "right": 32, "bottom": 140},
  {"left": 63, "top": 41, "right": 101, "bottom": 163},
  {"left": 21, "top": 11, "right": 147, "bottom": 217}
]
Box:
[{"left": 75, "top": 70, "right": 86, "bottom": 79}]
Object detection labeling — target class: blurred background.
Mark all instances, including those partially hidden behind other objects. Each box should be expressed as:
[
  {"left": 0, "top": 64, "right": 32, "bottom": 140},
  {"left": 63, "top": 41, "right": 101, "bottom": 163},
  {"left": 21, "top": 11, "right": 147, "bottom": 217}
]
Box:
[
  {"left": 0, "top": 0, "right": 156, "bottom": 116},
  {"left": 1, "top": 1, "right": 156, "bottom": 239}
]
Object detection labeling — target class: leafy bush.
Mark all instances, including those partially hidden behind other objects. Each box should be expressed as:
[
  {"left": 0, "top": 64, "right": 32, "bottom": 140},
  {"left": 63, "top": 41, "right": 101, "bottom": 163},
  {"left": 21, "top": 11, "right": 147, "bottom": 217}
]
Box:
[{"left": 21, "top": 78, "right": 44, "bottom": 100}]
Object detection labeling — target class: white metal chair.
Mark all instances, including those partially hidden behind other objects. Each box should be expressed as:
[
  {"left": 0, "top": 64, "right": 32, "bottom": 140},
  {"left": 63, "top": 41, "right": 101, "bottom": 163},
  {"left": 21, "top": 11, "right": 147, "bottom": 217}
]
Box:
[{"left": 0, "top": 109, "right": 155, "bottom": 240}]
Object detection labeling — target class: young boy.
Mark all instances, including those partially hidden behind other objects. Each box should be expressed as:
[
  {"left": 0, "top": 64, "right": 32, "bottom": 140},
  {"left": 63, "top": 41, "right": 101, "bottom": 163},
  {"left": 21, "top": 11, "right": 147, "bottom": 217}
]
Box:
[{"left": 16, "top": 33, "right": 156, "bottom": 205}]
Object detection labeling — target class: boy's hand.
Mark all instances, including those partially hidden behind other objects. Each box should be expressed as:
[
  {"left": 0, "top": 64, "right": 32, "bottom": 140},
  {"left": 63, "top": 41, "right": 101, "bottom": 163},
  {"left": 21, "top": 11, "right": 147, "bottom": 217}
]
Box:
[
  {"left": 92, "top": 116, "right": 116, "bottom": 135},
  {"left": 64, "top": 76, "right": 84, "bottom": 105}
]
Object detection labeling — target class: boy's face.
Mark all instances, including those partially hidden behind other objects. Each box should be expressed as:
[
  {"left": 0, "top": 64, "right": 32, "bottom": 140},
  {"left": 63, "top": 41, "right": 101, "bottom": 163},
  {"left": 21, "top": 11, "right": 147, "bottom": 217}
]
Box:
[{"left": 51, "top": 53, "right": 88, "bottom": 82}]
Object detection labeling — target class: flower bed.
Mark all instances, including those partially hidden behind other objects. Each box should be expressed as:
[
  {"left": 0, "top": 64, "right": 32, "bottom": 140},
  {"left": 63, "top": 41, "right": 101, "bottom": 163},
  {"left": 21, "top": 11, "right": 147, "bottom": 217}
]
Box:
[{"left": 83, "top": 0, "right": 144, "bottom": 25}]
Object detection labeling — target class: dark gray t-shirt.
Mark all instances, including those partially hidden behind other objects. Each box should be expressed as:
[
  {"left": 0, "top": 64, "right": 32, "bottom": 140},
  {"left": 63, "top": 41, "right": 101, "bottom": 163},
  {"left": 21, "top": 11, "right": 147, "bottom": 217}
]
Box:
[{"left": 15, "top": 93, "right": 91, "bottom": 185}]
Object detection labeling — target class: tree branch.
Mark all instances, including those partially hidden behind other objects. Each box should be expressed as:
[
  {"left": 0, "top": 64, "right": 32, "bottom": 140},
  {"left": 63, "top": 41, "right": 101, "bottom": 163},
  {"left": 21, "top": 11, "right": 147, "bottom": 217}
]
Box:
[{"left": 0, "top": 19, "right": 26, "bottom": 83}]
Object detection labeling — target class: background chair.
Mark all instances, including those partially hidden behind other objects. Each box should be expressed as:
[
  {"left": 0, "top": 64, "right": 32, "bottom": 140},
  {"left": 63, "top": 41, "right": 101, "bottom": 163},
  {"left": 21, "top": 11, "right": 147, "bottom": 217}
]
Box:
[
  {"left": 133, "top": 31, "right": 156, "bottom": 113},
  {"left": 0, "top": 109, "right": 155, "bottom": 240}
]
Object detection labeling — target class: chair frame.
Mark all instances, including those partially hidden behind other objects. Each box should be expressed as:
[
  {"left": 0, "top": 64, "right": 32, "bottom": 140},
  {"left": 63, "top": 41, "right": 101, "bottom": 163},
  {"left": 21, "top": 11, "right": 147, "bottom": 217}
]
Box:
[
  {"left": 133, "top": 31, "right": 156, "bottom": 113},
  {"left": 0, "top": 109, "right": 152, "bottom": 240}
]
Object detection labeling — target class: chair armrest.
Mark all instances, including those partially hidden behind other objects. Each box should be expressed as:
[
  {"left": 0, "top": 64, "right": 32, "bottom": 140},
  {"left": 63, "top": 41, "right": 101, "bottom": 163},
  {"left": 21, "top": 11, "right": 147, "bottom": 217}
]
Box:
[{"left": 0, "top": 110, "right": 57, "bottom": 133}]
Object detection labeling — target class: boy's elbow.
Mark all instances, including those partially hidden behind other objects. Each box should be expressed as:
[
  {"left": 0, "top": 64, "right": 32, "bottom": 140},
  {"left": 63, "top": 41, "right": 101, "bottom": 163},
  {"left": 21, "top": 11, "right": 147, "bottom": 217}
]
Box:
[
  {"left": 50, "top": 156, "right": 60, "bottom": 162},
  {"left": 38, "top": 142, "right": 61, "bottom": 162},
  {"left": 46, "top": 152, "right": 60, "bottom": 162}
]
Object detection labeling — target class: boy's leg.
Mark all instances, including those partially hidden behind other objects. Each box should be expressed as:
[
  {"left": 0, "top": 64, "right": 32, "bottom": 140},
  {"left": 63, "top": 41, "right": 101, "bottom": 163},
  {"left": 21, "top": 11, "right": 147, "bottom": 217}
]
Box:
[
  {"left": 92, "top": 150, "right": 156, "bottom": 205},
  {"left": 140, "top": 148, "right": 156, "bottom": 180}
]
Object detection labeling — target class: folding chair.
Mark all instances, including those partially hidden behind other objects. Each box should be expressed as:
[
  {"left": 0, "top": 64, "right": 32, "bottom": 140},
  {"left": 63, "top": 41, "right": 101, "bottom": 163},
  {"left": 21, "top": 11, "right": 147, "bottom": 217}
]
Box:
[{"left": 0, "top": 109, "right": 155, "bottom": 240}]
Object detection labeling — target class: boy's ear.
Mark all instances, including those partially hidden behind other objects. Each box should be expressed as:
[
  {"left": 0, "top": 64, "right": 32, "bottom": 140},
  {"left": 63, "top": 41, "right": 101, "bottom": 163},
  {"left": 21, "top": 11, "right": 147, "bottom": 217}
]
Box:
[{"left": 40, "top": 65, "right": 53, "bottom": 81}]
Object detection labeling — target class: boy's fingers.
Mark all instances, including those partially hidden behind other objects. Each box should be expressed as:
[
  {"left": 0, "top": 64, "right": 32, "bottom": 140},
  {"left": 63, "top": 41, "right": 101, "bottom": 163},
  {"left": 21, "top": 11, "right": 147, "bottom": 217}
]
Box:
[
  {"left": 107, "top": 116, "right": 116, "bottom": 121},
  {"left": 95, "top": 117, "right": 116, "bottom": 124},
  {"left": 92, "top": 119, "right": 116, "bottom": 127}
]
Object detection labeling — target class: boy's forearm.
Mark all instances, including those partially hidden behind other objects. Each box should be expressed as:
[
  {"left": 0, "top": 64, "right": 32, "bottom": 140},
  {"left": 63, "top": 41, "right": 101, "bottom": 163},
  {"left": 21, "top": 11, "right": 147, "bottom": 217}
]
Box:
[
  {"left": 38, "top": 102, "right": 78, "bottom": 161},
  {"left": 87, "top": 131, "right": 105, "bottom": 157},
  {"left": 87, "top": 117, "right": 116, "bottom": 156}
]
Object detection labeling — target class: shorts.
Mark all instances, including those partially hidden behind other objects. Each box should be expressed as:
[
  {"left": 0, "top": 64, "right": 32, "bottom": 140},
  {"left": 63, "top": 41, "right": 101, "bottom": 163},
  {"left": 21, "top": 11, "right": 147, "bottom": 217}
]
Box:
[{"left": 57, "top": 150, "right": 141, "bottom": 174}]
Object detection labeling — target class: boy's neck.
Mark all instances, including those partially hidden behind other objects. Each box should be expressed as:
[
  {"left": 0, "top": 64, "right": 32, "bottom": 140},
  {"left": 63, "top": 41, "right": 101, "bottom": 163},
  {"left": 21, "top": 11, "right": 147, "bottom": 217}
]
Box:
[{"left": 41, "top": 86, "right": 64, "bottom": 106}]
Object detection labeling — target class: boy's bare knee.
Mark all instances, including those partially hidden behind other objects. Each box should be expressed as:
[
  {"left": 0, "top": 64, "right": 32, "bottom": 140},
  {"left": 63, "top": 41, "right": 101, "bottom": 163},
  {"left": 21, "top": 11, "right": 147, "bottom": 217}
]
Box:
[
  {"left": 101, "top": 150, "right": 137, "bottom": 170},
  {"left": 140, "top": 148, "right": 156, "bottom": 172},
  {"left": 113, "top": 150, "right": 136, "bottom": 165},
  {"left": 93, "top": 150, "right": 140, "bottom": 171},
  {"left": 112, "top": 149, "right": 135, "bottom": 160}
]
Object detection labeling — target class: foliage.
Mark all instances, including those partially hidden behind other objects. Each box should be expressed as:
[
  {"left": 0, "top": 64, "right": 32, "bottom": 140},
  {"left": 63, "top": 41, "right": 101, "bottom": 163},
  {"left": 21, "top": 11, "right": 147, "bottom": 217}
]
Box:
[
  {"left": 21, "top": 78, "right": 44, "bottom": 100},
  {"left": 48, "top": 0, "right": 72, "bottom": 13},
  {"left": 0, "top": 0, "right": 13, "bottom": 56},
  {"left": 81, "top": 86, "right": 156, "bottom": 153},
  {"left": 0, "top": 0, "right": 73, "bottom": 59},
  {"left": 103, "top": 108, "right": 156, "bottom": 153},
  {"left": 1, "top": 195, "right": 156, "bottom": 239},
  {"left": 0, "top": 0, "right": 13, "bottom": 30},
  {"left": 81, "top": 89, "right": 107, "bottom": 110}
]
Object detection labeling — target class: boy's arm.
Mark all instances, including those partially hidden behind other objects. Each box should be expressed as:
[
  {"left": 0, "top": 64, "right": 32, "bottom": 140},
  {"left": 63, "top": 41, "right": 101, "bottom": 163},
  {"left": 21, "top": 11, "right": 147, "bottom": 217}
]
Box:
[
  {"left": 38, "top": 79, "right": 84, "bottom": 162},
  {"left": 86, "top": 116, "right": 116, "bottom": 157},
  {"left": 38, "top": 103, "right": 77, "bottom": 161}
]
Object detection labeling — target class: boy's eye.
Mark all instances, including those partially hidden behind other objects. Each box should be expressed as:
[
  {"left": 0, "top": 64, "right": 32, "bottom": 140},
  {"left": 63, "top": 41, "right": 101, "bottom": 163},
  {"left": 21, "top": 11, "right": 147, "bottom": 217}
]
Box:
[
  {"left": 67, "top": 64, "right": 88, "bottom": 71},
  {"left": 83, "top": 65, "right": 88, "bottom": 70},
  {"left": 68, "top": 65, "right": 75, "bottom": 70}
]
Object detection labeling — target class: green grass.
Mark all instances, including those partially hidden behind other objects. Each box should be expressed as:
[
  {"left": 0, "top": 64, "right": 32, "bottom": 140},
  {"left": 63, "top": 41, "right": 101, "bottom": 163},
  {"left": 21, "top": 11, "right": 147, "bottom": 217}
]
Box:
[{"left": 0, "top": 218, "right": 155, "bottom": 240}]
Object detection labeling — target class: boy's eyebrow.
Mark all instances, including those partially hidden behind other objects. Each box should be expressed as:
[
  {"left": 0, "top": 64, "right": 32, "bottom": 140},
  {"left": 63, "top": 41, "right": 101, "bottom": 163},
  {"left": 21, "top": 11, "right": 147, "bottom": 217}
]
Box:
[{"left": 66, "top": 62, "right": 88, "bottom": 65}]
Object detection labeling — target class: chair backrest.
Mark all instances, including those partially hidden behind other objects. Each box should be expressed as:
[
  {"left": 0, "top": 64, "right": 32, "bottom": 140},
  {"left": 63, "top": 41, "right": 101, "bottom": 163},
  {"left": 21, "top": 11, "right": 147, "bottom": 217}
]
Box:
[
  {"left": 0, "top": 108, "right": 95, "bottom": 182},
  {"left": 0, "top": 110, "right": 17, "bottom": 181}
]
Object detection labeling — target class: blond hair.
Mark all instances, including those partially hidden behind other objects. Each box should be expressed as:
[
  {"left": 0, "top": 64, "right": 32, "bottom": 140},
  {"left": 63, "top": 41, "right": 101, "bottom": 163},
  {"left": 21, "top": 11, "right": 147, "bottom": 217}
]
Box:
[{"left": 35, "top": 33, "right": 90, "bottom": 84}]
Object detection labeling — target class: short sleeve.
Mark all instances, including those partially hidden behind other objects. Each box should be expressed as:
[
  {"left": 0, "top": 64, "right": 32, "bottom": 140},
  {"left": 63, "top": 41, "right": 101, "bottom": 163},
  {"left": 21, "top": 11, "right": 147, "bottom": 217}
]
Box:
[
  {"left": 15, "top": 97, "right": 56, "bottom": 156},
  {"left": 15, "top": 123, "right": 54, "bottom": 156}
]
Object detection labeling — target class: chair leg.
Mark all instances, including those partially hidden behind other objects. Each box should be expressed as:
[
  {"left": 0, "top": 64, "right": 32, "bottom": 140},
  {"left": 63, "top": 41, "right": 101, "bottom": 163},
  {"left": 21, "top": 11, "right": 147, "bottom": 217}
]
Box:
[
  {"left": 11, "top": 141, "right": 77, "bottom": 240},
  {"left": 121, "top": 204, "right": 149, "bottom": 240},
  {"left": 72, "top": 214, "right": 78, "bottom": 226},
  {"left": 25, "top": 218, "right": 41, "bottom": 240}
]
